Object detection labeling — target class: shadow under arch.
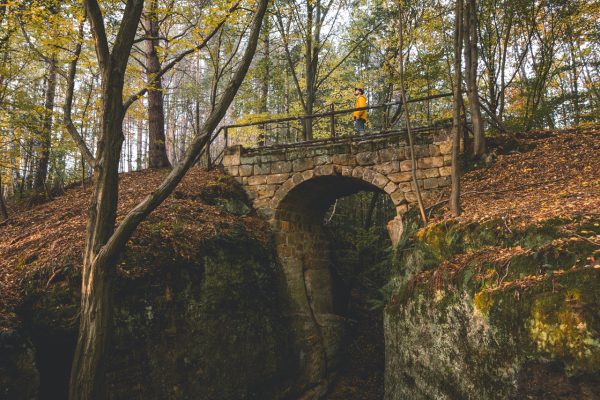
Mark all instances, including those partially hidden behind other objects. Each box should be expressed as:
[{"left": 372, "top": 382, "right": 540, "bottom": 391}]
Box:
[{"left": 271, "top": 174, "right": 400, "bottom": 396}]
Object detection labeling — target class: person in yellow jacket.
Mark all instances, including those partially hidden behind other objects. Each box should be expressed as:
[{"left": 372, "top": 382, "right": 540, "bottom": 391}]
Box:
[{"left": 353, "top": 86, "right": 368, "bottom": 135}]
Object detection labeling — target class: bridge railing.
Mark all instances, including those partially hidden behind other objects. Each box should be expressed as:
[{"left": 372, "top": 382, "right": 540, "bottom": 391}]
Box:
[{"left": 201, "top": 92, "right": 456, "bottom": 169}]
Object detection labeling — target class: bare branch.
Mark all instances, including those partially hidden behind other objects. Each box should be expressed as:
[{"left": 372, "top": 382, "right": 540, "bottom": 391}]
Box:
[
  {"left": 123, "top": 6, "right": 237, "bottom": 111},
  {"left": 18, "top": 18, "right": 68, "bottom": 80},
  {"left": 316, "top": 21, "right": 383, "bottom": 90}
]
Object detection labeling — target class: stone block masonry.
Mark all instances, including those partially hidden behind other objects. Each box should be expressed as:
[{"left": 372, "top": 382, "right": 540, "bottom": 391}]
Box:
[{"left": 222, "top": 129, "right": 454, "bottom": 224}]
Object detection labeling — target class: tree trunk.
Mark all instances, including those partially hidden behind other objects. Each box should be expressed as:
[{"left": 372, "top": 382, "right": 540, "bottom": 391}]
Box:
[
  {"left": 364, "top": 192, "right": 379, "bottom": 229},
  {"left": 304, "top": 0, "right": 315, "bottom": 141},
  {"left": 260, "top": 16, "right": 270, "bottom": 114},
  {"left": 145, "top": 0, "right": 171, "bottom": 169},
  {"left": 398, "top": 12, "right": 427, "bottom": 225},
  {"left": 463, "top": 0, "right": 485, "bottom": 158},
  {"left": 69, "top": 70, "right": 127, "bottom": 400},
  {"left": 258, "top": 18, "right": 270, "bottom": 146},
  {"left": 451, "top": 0, "right": 464, "bottom": 216},
  {"left": 0, "top": 173, "right": 8, "bottom": 221},
  {"left": 137, "top": 115, "right": 144, "bottom": 170},
  {"left": 69, "top": 1, "right": 145, "bottom": 397},
  {"left": 567, "top": 31, "right": 580, "bottom": 125},
  {"left": 32, "top": 59, "right": 58, "bottom": 198}
]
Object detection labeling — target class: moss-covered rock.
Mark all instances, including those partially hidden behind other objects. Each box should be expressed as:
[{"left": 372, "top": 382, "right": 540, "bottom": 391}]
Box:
[
  {"left": 384, "top": 217, "right": 600, "bottom": 400},
  {"left": 0, "top": 332, "right": 39, "bottom": 400},
  {"left": 0, "top": 167, "right": 305, "bottom": 399}
]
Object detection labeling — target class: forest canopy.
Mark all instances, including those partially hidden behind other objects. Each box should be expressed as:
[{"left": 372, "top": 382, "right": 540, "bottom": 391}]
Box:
[{"left": 0, "top": 0, "right": 598, "bottom": 198}]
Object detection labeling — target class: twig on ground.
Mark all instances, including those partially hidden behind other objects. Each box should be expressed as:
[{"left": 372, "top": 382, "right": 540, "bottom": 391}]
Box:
[
  {"left": 498, "top": 260, "right": 511, "bottom": 286},
  {"left": 502, "top": 215, "right": 512, "bottom": 234},
  {"left": 558, "top": 226, "right": 600, "bottom": 247}
]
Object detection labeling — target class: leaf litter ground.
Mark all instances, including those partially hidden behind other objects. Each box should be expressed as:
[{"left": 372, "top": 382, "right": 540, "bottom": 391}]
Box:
[{"left": 422, "top": 125, "right": 600, "bottom": 292}]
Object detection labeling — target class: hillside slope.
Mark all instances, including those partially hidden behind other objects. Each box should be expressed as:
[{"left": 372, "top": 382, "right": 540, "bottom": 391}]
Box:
[
  {"left": 386, "top": 126, "right": 600, "bottom": 400},
  {"left": 0, "top": 167, "right": 269, "bottom": 331},
  {"left": 446, "top": 125, "right": 600, "bottom": 224}
]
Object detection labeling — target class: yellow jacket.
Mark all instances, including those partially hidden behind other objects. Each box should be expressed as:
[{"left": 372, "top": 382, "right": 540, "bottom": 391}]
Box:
[{"left": 353, "top": 95, "right": 368, "bottom": 120}]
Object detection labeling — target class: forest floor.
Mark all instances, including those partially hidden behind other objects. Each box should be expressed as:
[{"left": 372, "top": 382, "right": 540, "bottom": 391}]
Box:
[
  {"left": 420, "top": 125, "right": 600, "bottom": 289},
  {"left": 440, "top": 125, "right": 600, "bottom": 227}
]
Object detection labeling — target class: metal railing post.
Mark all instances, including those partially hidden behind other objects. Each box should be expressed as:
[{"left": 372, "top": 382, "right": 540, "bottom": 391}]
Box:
[{"left": 330, "top": 103, "right": 335, "bottom": 138}]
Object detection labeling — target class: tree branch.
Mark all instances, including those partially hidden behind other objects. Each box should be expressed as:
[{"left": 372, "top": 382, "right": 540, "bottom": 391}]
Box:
[
  {"left": 274, "top": 10, "right": 307, "bottom": 111},
  {"left": 83, "top": 0, "right": 110, "bottom": 70},
  {"left": 18, "top": 18, "right": 68, "bottom": 80},
  {"left": 316, "top": 21, "right": 383, "bottom": 90},
  {"left": 123, "top": 7, "right": 235, "bottom": 111},
  {"left": 63, "top": 14, "right": 96, "bottom": 168},
  {"left": 112, "top": 0, "right": 145, "bottom": 74}
]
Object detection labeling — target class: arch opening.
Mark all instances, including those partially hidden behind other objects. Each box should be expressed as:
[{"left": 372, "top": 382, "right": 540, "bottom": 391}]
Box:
[{"left": 273, "top": 175, "right": 395, "bottom": 397}]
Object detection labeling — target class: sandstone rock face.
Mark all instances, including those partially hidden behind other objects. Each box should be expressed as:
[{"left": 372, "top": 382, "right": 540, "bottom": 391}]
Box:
[
  {"left": 0, "top": 335, "right": 39, "bottom": 400},
  {"left": 384, "top": 219, "right": 600, "bottom": 400}
]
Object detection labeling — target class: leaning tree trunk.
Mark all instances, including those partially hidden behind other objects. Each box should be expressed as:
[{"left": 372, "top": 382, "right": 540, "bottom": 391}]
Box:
[
  {"left": 32, "top": 59, "right": 58, "bottom": 198},
  {"left": 398, "top": 10, "right": 428, "bottom": 225},
  {"left": 144, "top": 0, "right": 171, "bottom": 169},
  {"left": 401, "top": 87, "right": 428, "bottom": 225}
]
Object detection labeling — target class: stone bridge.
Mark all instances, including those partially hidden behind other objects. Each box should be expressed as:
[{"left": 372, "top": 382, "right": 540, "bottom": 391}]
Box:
[
  {"left": 223, "top": 128, "right": 454, "bottom": 233},
  {"left": 221, "top": 127, "right": 455, "bottom": 395}
]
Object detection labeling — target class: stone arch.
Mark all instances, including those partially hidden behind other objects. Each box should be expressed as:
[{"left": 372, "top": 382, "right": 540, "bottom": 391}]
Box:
[
  {"left": 266, "top": 164, "right": 405, "bottom": 246},
  {"left": 271, "top": 165, "right": 403, "bottom": 209},
  {"left": 269, "top": 171, "right": 400, "bottom": 394}
]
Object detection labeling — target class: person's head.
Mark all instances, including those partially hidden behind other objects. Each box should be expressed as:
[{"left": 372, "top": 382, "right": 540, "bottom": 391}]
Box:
[{"left": 354, "top": 87, "right": 364, "bottom": 96}]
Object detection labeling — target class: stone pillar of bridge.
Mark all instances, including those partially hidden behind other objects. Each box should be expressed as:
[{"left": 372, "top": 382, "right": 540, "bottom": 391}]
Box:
[{"left": 271, "top": 185, "right": 345, "bottom": 396}]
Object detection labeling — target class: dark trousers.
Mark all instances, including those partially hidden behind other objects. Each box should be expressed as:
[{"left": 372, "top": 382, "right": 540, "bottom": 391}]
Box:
[{"left": 355, "top": 118, "right": 366, "bottom": 135}]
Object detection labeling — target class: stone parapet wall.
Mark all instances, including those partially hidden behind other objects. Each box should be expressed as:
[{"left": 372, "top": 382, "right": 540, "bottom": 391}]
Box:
[{"left": 222, "top": 130, "right": 455, "bottom": 219}]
